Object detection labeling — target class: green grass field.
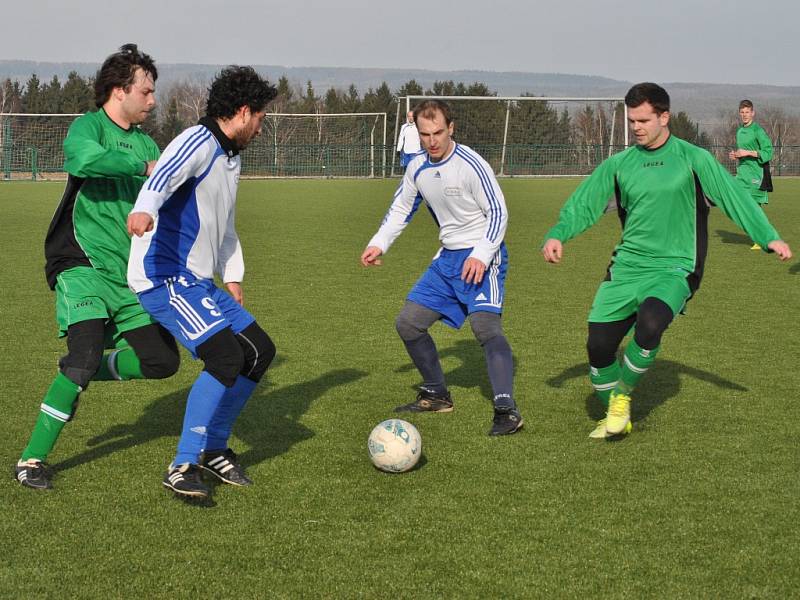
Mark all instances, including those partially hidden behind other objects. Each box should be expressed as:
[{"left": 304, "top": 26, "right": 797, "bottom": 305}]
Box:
[{"left": 1, "top": 178, "right": 798, "bottom": 598}]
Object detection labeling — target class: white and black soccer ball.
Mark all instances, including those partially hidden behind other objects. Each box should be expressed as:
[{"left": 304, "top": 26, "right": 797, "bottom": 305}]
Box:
[{"left": 367, "top": 419, "right": 422, "bottom": 473}]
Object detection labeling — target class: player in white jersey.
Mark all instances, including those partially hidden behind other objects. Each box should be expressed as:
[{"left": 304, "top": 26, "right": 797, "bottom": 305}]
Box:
[
  {"left": 127, "top": 66, "right": 278, "bottom": 499},
  {"left": 396, "top": 110, "right": 421, "bottom": 169},
  {"left": 361, "top": 99, "right": 523, "bottom": 436}
]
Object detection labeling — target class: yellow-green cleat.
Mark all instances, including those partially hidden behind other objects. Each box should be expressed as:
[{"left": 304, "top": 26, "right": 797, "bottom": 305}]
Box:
[
  {"left": 588, "top": 417, "right": 632, "bottom": 439},
  {"left": 605, "top": 391, "right": 631, "bottom": 435}
]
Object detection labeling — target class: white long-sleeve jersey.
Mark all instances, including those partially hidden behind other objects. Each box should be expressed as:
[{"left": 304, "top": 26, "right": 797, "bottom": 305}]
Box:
[
  {"left": 368, "top": 143, "right": 508, "bottom": 266},
  {"left": 396, "top": 122, "right": 421, "bottom": 154},
  {"left": 127, "top": 117, "right": 244, "bottom": 293}
]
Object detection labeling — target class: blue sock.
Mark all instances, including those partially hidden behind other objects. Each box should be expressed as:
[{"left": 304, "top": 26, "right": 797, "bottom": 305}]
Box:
[
  {"left": 206, "top": 375, "right": 258, "bottom": 451},
  {"left": 174, "top": 371, "right": 228, "bottom": 465}
]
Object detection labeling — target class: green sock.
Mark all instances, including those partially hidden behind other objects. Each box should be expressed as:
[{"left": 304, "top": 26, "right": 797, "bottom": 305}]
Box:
[
  {"left": 617, "top": 338, "right": 659, "bottom": 394},
  {"left": 20, "top": 373, "right": 81, "bottom": 462},
  {"left": 589, "top": 362, "right": 620, "bottom": 408},
  {"left": 93, "top": 347, "right": 144, "bottom": 381}
]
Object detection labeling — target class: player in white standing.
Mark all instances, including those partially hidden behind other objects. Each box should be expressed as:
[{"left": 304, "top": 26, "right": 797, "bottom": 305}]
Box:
[
  {"left": 127, "top": 66, "right": 278, "bottom": 499},
  {"left": 361, "top": 99, "right": 523, "bottom": 436},
  {"left": 396, "top": 110, "right": 421, "bottom": 170}
]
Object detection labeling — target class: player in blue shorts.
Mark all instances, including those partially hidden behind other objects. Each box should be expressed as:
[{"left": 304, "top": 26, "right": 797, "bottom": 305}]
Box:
[
  {"left": 127, "top": 66, "right": 278, "bottom": 499},
  {"left": 361, "top": 99, "right": 523, "bottom": 436}
]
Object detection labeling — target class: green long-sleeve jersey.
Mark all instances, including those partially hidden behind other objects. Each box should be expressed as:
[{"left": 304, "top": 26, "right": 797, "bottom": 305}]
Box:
[
  {"left": 544, "top": 135, "right": 781, "bottom": 292},
  {"left": 44, "top": 109, "right": 160, "bottom": 289},
  {"left": 735, "top": 121, "right": 773, "bottom": 200}
]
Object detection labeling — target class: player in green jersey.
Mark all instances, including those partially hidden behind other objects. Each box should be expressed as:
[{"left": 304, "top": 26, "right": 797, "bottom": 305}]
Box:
[
  {"left": 14, "top": 44, "right": 180, "bottom": 490},
  {"left": 729, "top": 99, "right": 774, "bottom": 249},
  {"left": 541, "top": 83, "right": 792, "bottom": 439}
]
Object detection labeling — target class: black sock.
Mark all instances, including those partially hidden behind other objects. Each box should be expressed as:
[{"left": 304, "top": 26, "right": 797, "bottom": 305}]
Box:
[
  {"left": 484, "top": 335, "right": 514, "bottom": 409},
  {"left": 402, "top": 334, "right": 447, "bottom": 395}
]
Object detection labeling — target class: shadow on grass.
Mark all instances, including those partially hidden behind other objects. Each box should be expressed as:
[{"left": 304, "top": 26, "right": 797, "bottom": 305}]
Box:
[
  {"left": 789, "top": 262, "right": 800, "bottom": 275},
  {"left": 395, "top": 338, "right": 514, "bottom": 403},
  {"left": 546, "top": 359, "right": 748, "bottom": 424},
  {"left": 716, "top": 229, "right": 753, "bottom": 246},
  {"left": 54, "top": 366, "right": 367, "bottom": 474}
]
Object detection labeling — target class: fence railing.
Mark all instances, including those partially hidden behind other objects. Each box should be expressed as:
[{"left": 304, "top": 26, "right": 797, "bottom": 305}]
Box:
[{"left": 3, "top": 142, "right": 800, "bottom": 180}]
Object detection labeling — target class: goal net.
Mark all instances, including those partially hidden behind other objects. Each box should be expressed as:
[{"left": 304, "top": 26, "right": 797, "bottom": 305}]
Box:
[
  {"left": 0, "top": 113, "right": 81, "bottom": 180},
  {"left": 248, "top": 112, "right": 388, "bottom": 177},
  {"left": 396, "top": 96, "right": 627, "bottom": 176}
]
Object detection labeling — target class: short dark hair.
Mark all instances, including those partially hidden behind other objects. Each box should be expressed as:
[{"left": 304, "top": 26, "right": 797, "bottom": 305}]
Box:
[
  {"left": 205, "top": 66, "right": 277, "bottom": 120},
  {"left": 625, "top": 82, "right": 670, "bottom": 115},
  {"left": 739, "top": 99, "right": 754, "bottom": 110},
  {"left": 94, "top": 43, "right": 157, "bottom": 108},
  {"left": 413, "top": 99, "right": 453, "bottom": 126}
]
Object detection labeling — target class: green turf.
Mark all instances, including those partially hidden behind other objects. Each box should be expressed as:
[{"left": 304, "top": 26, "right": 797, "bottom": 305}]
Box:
[{"left": 1, "top": 178, "right": 798, "bottom": 598}]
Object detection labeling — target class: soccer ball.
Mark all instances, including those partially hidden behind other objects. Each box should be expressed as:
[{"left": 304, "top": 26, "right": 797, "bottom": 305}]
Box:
[{"left": 367, "top": 419, "right": 422, "bottom": 473}]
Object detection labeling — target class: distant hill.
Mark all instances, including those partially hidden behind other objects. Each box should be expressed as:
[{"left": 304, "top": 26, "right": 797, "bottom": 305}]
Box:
[{"left": 2, "top": 60, "right": 798, "bottom": 124}]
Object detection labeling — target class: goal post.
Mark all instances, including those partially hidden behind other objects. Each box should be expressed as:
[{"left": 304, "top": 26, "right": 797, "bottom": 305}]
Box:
[{"left": 400, "top": 96, "right": 628, "bottom": 176}]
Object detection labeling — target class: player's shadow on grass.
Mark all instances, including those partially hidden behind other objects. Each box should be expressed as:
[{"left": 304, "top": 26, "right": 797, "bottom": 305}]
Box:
[
  {"left": 53, "top": 365, "right": 366, "bottom": 474},
  {"left": 716, "top": 229, "right": 753, "bottom": 246},
  {"left": 546, "top": 359, "right": 747, "bottom": 424},
  {"left": 789, "top": 262, "right": 800, "bottom": 275},
  {"left": 395, "top": 338, "right": 513, "bottom": 403}
]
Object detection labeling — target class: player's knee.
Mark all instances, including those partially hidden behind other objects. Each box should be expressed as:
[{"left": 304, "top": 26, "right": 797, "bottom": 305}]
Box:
[
  {"left": 196, "top": 328, "right": 244, "bottom": 388},
  {"left": 634, "top": 298, "right": 674, "bottom": 349},
  {"left": 139, "top": 336, "right": 181, "bottom": 379},
  {"left": 237, "top": 322, "right": 275, "bottom": 383},
  {"left": 60, "top": 320, "right": 106, "bottom": 388},
  {"left": 469, "top": 312, "right": 503, "bottom": 345},
  {"left": 395, "top": 311, "right": 426, "bottom": 341},
  {"left": 586, "top": 330, "right": 618, "bottom": 368}
]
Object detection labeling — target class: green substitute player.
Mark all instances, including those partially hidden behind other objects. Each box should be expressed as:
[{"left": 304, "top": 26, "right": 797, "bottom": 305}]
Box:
[
  {"left": 14, "top": 44, "right": 180, "bottom": 490},
  {"left": 541, "top": 83, "right": 792, "bottom": 439},
  {"left": 729, "top": 99, "right": 774, "bottom": 250}
]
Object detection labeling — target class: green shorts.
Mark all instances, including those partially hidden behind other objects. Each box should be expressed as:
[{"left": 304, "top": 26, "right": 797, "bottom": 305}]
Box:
[
  {"left": 54, "top": 266, "right": 156, "bottom": 345},
  {"left": 588, "top": 264, "right": 691, "bottom": 323}
]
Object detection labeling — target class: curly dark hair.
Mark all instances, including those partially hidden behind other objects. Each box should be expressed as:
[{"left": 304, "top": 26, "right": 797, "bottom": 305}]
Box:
[
  {"left": 205, "top": 66, "right": 277, "bottom": 120},
  {"left": 94, "top": 43, "right": 157, "bottom": 108},
  {"left": 625, "top": 82, "right": 670, "bottom": 115}
]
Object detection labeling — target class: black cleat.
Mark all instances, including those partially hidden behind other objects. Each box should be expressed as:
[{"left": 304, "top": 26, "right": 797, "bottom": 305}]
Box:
[
  {"left": 489, "top": 406, "right": 524, "bottom": 436},
  {"left": 163, "top": 463, "right": 210, "bottom": 498},
  {"left": 394, "top": 388, "right": 454, "bottom": 413},
  {"left": 14, "top": 459, "right": 53, "bottom": 490},
  {"left": 200, "top": 449, "right": 252, "bottom": 486}
]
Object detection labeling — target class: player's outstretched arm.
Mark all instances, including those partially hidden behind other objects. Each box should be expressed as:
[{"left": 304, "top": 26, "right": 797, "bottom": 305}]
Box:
[
  {"left": 361, "top": 246, "right": 383, "bottom": 267},
  {"left": 541, "top": 239, "right": 563, "bottom": 264},
  {"left": 767, "top": 240, "right": 792, "bottom": 261}
]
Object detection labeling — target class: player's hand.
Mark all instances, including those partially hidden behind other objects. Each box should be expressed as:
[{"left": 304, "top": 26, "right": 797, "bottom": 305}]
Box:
[
  {"left": 225, "top": 282, "right": 244, "bottom": 305},
  {"left": 127, "top": 212, "right": 154, "bottom": 237},
  {"left": 542, "top": 239, "right": 563, "bottom": 263},
  {"left": 767, "top": 240, "right": 792, "bottom": 261},
  {"left": 728, "top": 150, "right": 737, "bottom": 161},
  {"left": 361, "top": 246, "right": 383, "bottom": 267},
  {"left": 145, "top": 160, "right": 157, "bottom": 177},
  {"left": 461, "top": 257, "right": 486, "bottom": 284}
]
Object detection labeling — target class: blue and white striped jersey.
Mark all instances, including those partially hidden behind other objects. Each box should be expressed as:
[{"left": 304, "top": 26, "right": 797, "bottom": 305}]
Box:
[
  {"left": 368, "top": 143, "right": 508, "bottom": 266},
  {"left": 127, "top": 118, "right": 244, "bottom": 293}
]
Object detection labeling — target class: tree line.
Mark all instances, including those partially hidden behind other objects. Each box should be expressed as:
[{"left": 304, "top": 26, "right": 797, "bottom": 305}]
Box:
[{"left": 2, "top": 70, "right": 798, "bottom": 153}]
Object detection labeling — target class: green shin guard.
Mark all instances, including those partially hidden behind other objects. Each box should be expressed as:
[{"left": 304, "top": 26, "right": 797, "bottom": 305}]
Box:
[
  {"left": 590, "top": 362, "right": 620, "bottom": 408},
  {"left": 618, "top": 338, "right": 659, "bottom": 394},
  {"left": 93, "top": 347, "right": 144, "bottom": 381}
]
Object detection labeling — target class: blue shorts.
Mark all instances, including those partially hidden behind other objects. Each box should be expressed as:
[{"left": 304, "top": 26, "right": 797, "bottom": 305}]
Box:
[
  {"left": 138, "top": 278, "right": 255, "bottom": 357},
  {"left": 407, "top": 244, "right": 507, "bottom": 329},
  {"left": 400, "top": 152, "right": 416, "bottom": 168}
]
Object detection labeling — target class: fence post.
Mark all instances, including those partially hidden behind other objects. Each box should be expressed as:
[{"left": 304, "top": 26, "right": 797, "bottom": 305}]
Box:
[{"left": 3, "top": 118, "right": 11, "bottom": 180}]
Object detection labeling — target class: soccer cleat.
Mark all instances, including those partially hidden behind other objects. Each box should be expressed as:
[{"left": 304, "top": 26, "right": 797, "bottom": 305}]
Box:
[
  {"left": 605, "top": 392, "right": 632, "bottom": 435},
  {"left": 394, "top": 388, "right": 453, "bottom": 413},
  {"left": 489, "top": 406, "right": 524, "bottom": 436},
  {"left": 162, "top": 463, "right": 210, "bottom": 498},
  {"left": 14, "top": 459, "right": 53, "bottom": 490},
  {"left": 750, "top": 243, "right": 762, "bottom": 250},
  {"left": 588, "top": 418, "right": 633, "bottom": 439},
  {"left": 200, "top": 449, "right": 252, "bottom": 486}
]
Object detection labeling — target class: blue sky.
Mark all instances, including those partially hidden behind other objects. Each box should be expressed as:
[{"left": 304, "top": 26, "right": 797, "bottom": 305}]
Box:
[{"left": 3, "top": 0, "right": 798, "bottom": 86}]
